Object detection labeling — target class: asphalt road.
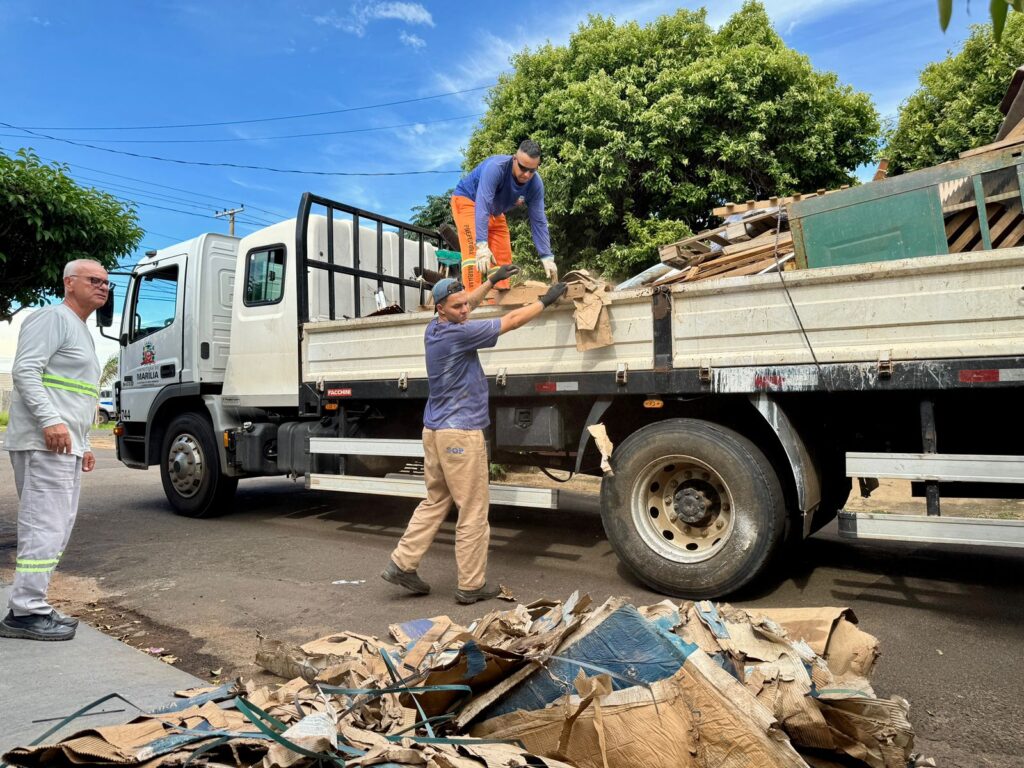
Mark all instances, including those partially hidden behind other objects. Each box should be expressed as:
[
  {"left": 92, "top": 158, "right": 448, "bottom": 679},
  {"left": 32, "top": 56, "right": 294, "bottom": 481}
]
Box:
[{"left": 2, "top": 444, "right": 1022, "bottom": 767}]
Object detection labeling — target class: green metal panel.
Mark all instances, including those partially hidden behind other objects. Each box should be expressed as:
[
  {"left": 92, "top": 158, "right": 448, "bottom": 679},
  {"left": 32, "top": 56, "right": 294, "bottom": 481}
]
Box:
[{"left": 795, "top": 186, "right": 947, "bottom": 269}]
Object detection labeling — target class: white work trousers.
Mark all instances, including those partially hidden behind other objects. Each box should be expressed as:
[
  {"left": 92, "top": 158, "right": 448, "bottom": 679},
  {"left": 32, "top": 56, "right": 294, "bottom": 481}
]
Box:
[{"left": 7, "top": 450, "right": 82, "bottom": 616}]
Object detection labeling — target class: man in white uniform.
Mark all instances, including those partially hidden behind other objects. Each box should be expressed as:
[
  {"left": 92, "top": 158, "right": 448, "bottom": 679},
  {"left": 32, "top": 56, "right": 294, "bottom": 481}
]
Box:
[{"left": 1, "top": 259, "right": 109, "bottom": 641}]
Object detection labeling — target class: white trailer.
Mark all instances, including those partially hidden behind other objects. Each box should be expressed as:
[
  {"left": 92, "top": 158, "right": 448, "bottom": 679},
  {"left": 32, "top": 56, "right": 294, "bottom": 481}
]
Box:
[{"left": 107, "top": 193, "right": 1024, "bottom": 598}]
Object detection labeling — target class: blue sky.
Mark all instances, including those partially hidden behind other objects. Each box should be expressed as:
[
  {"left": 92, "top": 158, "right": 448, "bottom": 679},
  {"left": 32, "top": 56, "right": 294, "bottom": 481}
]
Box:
[{"left": 0, "top": 0, "right": 991, "bottom": 289}]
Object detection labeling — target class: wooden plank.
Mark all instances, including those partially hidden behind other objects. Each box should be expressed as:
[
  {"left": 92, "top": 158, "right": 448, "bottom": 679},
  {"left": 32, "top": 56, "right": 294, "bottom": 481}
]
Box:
[
  {"left": 987, "top": 204, "right": 1019, "bottom": 245},
  {"left": 958, "top": 134, "right": 1024, "bottom": 159},
  {"left": 697, "top": 249, "right": 793, "bottom": 279},
  {"left": 712, "top": 187, "right": 848, "bottom": 217},
  {"left": 722, "top": 230, "right": 792, "bottom": 256},
  {"left": 949, "top": 218, "right": 982, "bottom": 253},
  {"left": 944, "top": 209, "right": 973, "bottom": 239},
  {"left": 996, "top": 214, "right": 1024, "bottom": 248}
]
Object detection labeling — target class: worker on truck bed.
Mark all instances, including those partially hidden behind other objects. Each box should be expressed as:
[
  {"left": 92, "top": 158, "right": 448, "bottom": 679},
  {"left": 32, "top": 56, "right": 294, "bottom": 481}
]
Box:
[
  {"left": 451, "top": 138, "right": 558, "bottom": 292},
  {"left": 382, "top": 269, "right": 567, "bottom": 604},
  {"left": 1, "top": 259, "right": 109, "bottom": 642}
]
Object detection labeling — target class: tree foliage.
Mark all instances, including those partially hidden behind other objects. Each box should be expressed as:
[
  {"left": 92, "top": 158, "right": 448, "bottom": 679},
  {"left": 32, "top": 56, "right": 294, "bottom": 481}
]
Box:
[
  {"left": 462, "top": 1, "right": 879, "bottom": 278},
  {"left": 884, "top": 14, "right": 1024, "bottom": 175},
  {"left": 100, "top": 353, "right": 119, "bottom": 387},
  {"left": 409, "top": 189, "right": 454, "bottom": 230},
  {"left": 0, "top": 149, "right": 143, "bottom": 321}
]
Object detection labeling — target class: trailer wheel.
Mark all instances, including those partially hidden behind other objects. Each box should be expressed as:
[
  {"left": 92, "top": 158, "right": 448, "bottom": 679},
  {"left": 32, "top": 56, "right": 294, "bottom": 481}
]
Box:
[
  {"left": 160, "top": 412, "right": 237, "bottom": 518},
  {"left": 600, "top": 418, "right": 785, "bottom": 599}
]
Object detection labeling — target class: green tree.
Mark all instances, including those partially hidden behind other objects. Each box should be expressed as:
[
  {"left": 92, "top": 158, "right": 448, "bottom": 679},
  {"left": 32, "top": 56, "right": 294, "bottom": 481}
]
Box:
[
  {"left": 409, "top": 189, "right": 454, "bottom": 230},
  {"left": 461, "top": 1, "right": 878, "bottom": 278},
  {"left": 884, "top": 15, "right": 1024, "bottom": 174},
  {"left": 100, "top": 353, "right": 119, "bottom": 387},
  {"left": 0, "top": 149, "right": 143, "bottom": 321},
  {"left": 938, "top": 0, "right": 1021, "bottom": 42}
]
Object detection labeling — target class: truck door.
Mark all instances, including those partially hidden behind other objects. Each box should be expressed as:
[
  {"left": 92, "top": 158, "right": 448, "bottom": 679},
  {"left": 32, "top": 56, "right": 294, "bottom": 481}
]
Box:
[{"left": 119, "top": 256, "right": 185, "bottom": 427}]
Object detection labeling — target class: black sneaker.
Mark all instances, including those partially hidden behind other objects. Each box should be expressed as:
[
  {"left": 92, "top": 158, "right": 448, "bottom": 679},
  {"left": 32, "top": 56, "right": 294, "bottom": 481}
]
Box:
[
  {"left": 0, "top": 611, "right": 76, "bottom": 641},
  {"left": 381, "top": 560, "right": 431, "bottom": 595},
  {"left": 454, "top": 583, "right": 502, "bottom": 605},
  {"left": 50, "top": 609, "right": 79, "bottom": 628}
]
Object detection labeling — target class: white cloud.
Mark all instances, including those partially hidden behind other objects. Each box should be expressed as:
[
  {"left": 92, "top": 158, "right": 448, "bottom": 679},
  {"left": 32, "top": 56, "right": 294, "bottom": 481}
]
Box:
[
  {"left": 314, "top": 2, "right": 434, "bottom": 37},
  {"left": 399, "top": 30, "right": 426, "bottom": 49},
  {"left": 30, "top": 16, "right": 50, "bottom": 26}
]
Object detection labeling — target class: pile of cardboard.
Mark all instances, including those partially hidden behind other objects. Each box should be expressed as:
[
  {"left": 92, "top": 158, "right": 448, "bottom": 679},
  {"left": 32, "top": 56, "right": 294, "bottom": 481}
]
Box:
[{"left": 3, "top": 594, "right": 921, "bottom": 768}]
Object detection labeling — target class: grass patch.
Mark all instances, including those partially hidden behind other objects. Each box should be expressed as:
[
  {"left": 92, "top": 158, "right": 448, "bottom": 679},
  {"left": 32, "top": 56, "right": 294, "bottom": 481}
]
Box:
[{"left": 0, "top": 411, "right": 7, "bottom": 429}]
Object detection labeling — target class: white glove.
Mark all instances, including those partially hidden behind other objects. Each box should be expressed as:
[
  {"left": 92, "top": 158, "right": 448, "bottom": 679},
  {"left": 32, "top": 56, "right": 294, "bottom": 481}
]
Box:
[
  {"left": 475, "top": 242, "right": 494, "bottom": 274},
  {"left": 541, "top": 257, "right": 558, "bottom": 282}
]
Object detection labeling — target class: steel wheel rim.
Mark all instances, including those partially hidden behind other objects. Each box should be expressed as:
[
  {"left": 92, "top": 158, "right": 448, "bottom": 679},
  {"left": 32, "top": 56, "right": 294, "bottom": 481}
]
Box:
[
  {"left": 167, "top": 433, "right": 204, "bottom": 498},
  {"left": 630, "top": 454, "right": 735, "bottom": 563}
]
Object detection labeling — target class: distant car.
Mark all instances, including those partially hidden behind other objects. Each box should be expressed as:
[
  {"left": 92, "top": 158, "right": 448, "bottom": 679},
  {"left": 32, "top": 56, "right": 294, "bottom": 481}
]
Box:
[{"left": 97, "top": 388, "right": 115, "bottom": 424}]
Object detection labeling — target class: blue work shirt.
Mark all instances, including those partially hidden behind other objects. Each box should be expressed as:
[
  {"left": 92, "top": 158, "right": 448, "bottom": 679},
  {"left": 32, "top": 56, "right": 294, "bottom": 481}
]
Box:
[
  {"left": 453, "top": 155, "right": 553, "bottom": 258},
  {"left": 422, "top": 316, "right": 502, "bottom": 430}
]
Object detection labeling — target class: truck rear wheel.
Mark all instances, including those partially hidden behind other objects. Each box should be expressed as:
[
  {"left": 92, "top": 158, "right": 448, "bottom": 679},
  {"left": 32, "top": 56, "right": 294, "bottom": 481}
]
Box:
[
  {"left": 160, "top": 412, "right": 237, "bottom": 518},
  {"left": 600, "top": 418, "right": 785, "bottom": 599}
]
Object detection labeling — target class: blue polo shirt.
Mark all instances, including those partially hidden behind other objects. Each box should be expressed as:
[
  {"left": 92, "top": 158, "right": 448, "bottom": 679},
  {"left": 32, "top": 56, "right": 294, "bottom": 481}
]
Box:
[
  {"left": 453, "top": 154, "right": 553, "bottom": 258},
  {"left": 422, "top": 317, "right": 502, "bottom": 430}
]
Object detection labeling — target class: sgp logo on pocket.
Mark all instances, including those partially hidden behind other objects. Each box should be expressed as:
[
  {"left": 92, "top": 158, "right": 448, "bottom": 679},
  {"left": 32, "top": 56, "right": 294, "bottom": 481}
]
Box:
[{"left": 446, "top": 446, "right": 465, "bottom": 455}]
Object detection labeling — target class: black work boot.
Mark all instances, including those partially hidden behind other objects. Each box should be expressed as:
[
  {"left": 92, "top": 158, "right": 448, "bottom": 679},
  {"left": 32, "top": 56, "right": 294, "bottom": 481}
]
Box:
[
  {"left": 50, "top": 609, "right": 79, "bottom": 628},
  {"left": 454, "top": 583, "right": 502, "bottom": 605},
  {"left": 381, "top": 560, "right": 431, "bottom": 595},
  {"left": 0, "top": 611, "right": 76, "bottom": 641}
]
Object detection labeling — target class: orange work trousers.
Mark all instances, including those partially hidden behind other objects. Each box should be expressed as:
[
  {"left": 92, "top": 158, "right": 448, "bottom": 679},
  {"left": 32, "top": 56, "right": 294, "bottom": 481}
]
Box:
[{"left": 451, "top": 195, "right": 513, "bottom": 291}]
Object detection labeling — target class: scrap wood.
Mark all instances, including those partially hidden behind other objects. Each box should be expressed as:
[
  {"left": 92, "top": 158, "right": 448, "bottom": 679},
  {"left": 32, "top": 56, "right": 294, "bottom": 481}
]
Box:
[{"left": 713, "top": 187, "right": 849, "bottom": 217}]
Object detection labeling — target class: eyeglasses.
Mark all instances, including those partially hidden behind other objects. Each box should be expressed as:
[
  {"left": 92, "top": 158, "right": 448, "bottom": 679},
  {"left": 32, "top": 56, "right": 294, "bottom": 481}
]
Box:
[
  {"left": 70, "top": 275, "right": 112, "bottom": 289},
  {"left": 514, "top": 156, "right": 540, "bottom": 175}
]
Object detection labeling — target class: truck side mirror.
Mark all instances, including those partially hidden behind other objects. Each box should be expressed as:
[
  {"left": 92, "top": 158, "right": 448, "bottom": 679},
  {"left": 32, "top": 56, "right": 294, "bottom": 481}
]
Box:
[{"left": 97, "top": 290, "right": 114, "bottom": 327}]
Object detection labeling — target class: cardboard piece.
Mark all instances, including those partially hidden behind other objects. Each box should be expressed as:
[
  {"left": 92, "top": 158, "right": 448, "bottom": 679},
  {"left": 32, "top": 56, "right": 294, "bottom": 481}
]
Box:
[
  {"left": 586, "top": 424, "right": 614, "bottom": 475},
  {"left": 473, "top": 654, "right": 809, "bottom": 768}
]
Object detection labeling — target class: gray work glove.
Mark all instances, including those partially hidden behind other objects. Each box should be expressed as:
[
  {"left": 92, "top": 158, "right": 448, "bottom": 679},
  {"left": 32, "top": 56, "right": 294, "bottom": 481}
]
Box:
[
  {"left": 487, "top": 264, "right": 521, "bottom": 284},
  {"left": 539, "top": 282, "right": 568, "bottom": 307}
]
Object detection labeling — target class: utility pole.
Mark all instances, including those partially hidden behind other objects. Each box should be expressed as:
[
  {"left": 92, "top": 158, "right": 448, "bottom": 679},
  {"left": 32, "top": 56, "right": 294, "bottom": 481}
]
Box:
[{"left": 215, "top": 205, "right": 245, "bottom": 236}]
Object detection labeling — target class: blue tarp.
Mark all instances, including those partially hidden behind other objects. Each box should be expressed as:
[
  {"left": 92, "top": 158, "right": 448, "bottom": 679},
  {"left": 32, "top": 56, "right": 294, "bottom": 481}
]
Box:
[{"left": 479, "top": 604, "right": 696, "bottom": 722}]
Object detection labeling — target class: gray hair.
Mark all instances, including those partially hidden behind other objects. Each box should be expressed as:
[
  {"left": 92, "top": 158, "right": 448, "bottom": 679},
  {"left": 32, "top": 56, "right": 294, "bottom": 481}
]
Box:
[
  {"left": 64, "top": 259, "right": 104, "bottom": 279},
  {"left": 518, "top": 139, "right": 541, "bottom": 160}
]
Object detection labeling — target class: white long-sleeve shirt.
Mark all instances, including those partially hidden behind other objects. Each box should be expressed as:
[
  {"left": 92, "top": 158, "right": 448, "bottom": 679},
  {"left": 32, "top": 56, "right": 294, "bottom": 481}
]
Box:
[{"left": 4, "top": 304, "right": 100, "bottom": 457}]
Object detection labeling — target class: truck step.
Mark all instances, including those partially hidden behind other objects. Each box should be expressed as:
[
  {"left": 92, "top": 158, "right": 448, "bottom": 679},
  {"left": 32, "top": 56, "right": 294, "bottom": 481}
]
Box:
[
  {"left": 838, "top": 511, "right": 1024, "bottom": 548},
  {"left": 846, "top": 452, "right": 1024, "bottom": 484},
  {"left": 309, "top": 437, "right": 424, "bottom": 458},
  {"left": 307, "top": 474, "right": 558, "bottom": 509}
]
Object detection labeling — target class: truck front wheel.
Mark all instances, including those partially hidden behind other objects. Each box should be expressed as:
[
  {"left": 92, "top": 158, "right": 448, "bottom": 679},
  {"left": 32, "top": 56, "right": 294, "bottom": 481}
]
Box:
[
  {"left": 600, "top": 419, "right": 785, "bottom": 598},
  {"left": 160, "top": 412, "right": 238, "bottom": 518}
]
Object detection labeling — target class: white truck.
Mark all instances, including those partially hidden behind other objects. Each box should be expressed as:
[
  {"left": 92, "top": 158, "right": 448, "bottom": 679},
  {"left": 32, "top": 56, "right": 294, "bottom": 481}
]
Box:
[{"left": 103, "top": 183, "right": 1024, "bottom": 599}]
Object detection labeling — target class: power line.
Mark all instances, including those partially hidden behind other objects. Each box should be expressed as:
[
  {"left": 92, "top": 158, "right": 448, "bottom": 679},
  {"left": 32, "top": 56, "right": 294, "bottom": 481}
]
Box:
[
  {"left": 40, "top": 156, "right": 290, "bottom": 218},
  {"left": 1, "top": 123, "right": 463, "bottom": 176},
  {"left": 72, "top": 173, "right": 276, "bottom": 224},
  {"left": 0, "top": 113, "right": 484, "bottom": 145},
  {"left": 18, "top": 85, "right": 493, "bottom": 130}
]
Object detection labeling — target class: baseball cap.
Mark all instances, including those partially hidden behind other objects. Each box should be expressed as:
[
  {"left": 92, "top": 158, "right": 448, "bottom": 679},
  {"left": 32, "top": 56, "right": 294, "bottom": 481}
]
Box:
[{"left": 431, "top": 278, "right": 464, "bottom": 305}]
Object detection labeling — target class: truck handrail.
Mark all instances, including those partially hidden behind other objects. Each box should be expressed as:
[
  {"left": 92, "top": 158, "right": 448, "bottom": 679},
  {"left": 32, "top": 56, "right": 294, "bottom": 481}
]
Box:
[{"left": 294, "top": 192, "right": 442, "bottom": 323}]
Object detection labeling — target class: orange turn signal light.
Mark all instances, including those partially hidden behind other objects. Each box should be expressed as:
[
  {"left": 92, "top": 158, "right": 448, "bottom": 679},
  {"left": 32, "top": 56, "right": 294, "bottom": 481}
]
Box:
[
  {"left": 113, "top": 425, "right": 124, "bottom": 436},
  {"left": 324, "top": 402, "right": 339, "bottom": 411},
  {"left": 643, "top": 398, "right": 664, "bottom": 409}
]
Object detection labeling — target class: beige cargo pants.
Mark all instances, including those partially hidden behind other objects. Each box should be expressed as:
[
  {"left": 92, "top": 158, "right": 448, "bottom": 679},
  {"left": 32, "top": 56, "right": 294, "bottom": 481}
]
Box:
[{"left": 391, "top": 428, "right": 490, "bottom": 590}]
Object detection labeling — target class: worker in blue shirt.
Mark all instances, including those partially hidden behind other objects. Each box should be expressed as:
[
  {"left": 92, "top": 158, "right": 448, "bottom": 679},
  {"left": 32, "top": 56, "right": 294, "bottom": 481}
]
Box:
[
  {"left": 450, "top": 139, "right": 558, "bottom": 291},
  {"left": 382, "top": 268, "right": 567, "bottom": 604}
]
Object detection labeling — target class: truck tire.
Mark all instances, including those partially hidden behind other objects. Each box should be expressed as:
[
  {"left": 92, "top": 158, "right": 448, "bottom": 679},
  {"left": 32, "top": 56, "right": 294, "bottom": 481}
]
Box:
[
  {"left": 600, "top": 418, "right": 786, "bottom": 599},
  {"left": 160, "top": 412, "right": 238, "bottom": 518}
]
